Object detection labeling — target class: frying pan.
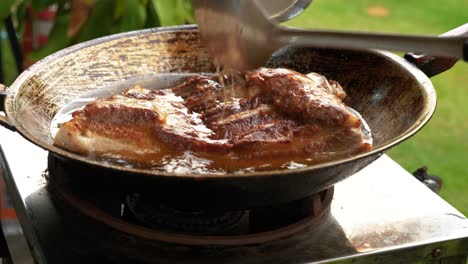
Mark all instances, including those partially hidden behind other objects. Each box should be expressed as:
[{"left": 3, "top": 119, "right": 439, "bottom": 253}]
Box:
[{"left": 0, "top": 25, "right": 462, "bottom": 209}]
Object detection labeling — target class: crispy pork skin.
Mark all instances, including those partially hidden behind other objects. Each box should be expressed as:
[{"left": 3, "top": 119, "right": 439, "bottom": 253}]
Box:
[{"left": 53, "top": 68, "right": 372, "bottom": 171}]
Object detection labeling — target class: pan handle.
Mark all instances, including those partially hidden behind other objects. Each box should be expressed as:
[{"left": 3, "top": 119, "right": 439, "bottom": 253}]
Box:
[
  {"left": 0, "top": 84, "right": 15, "bottom": 131},
  {"left": 404, "top": 23, "right": 468, "bottom": 77}
]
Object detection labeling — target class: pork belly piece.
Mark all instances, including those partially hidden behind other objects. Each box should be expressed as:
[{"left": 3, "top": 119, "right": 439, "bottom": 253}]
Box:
[
  {"left": 246, "top": 68, "right": 360, "bottom": 127},
  {"left": 53, "top": 68, "right": 372, "bottom": 169},
  {"left": 54, "top": 86, "right": 228, "bottom": 157}
]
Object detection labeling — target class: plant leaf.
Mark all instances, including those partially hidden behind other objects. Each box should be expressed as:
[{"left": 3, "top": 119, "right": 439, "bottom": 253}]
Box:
[
  {"left": 31, "top": 0, "right": 57, "bottom": 11},
  {"left": 113, "top": 0, "right": 127, "bottom": 20},
  {"left": 151, "top": 0, "right": 185, "bottom": 26},
  {"left": 181, "top": 0, "right": 195, "bottom": 24},
  {"left": 145, "top": 0, "right": 160, "bottom": 27},
  {"left": 15, "top": 0, "right": 27, "bottom": 31},
  {"left": 27, "top": 11, "right": 70, "bottom": 62},
  {"left": 68, "top": 0, "right": 94, "bottom": 38},
  {"left": 118, "top": 0, "right": 146, "bottom": 32},
  {"left": 0, "top": 0, "right": 16, "bottom": 20},
  {"left": 75, "top": 0, "right": 116, "bottom": 43}
]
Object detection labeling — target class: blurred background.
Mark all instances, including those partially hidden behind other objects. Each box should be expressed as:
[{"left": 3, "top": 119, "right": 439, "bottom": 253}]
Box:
[{"left": 0, "top": 0, "right": 467, "bottom": 213}]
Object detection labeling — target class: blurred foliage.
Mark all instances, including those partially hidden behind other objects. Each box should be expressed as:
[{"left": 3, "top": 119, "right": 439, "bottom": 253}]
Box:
[
  {"left": 0, "top": 0, "right": 17, "bottom": 21},
  {"left": 0, "top": 0, "right": 194, "bottom": 62}
]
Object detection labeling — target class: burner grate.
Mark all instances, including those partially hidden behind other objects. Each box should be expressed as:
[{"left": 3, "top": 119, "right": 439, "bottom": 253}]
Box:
[
  {"left": 47, "top": 153, "right": 334, "bottom": 245},
  {"left": 124, "top": 193, "right": 249, "bottom": 235}
]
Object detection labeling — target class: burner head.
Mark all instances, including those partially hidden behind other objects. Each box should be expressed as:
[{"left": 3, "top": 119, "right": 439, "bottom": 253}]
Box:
[
  {"left": 124, "top": 193, "right": 249, "bottom": 235},
  {"left": 48, "top": 152, "right": 335, "bottom": 245}
]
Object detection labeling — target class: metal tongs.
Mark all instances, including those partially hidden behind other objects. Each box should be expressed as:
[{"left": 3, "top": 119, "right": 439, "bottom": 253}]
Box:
[{"left": 193, "top": 0, "right": 468, "bottom": 70}]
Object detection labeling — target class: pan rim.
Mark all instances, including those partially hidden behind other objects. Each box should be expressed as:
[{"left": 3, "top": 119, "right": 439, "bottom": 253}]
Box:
[{"left": 5, "top": 25, "right": 437, "bottom": 179}]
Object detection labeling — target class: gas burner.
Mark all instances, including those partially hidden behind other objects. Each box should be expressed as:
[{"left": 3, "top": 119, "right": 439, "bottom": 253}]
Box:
[
  {"left": 124, "top": 193, "right": 249, "bottom": 235},
  {"left": 4, "top": 135, "right": 465, "bottom": 263},
  {"left": 47, "top": 154, "right": 334, "bottom": 246}
]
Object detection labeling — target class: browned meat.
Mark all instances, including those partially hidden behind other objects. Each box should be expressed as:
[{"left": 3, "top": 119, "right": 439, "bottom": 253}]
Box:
[
  {"left": 246, "top": 68, "right": 360, "bottom": 127},
  {"left": 53, "top": 68, "right": 372, "bottom": 172}
]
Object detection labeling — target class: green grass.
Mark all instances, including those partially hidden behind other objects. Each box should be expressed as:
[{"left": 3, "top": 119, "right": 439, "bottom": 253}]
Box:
[{"left": 287, "top": 0, "right": 468, "bottom": 214}]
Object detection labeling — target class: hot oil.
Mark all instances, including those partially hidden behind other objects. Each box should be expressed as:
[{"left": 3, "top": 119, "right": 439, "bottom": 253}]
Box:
[
  {"left": 50, "top": 73, "right": 222, "bottom": 173},
  {"left": 215, "top": 64, "right": 247, "bottom": 119},
  {"left": 50, "top": 73, "right": 207, "bottom": 138},
  {"left": 50, "top": 73, "right": 250, "bottom": 174},
  {"left": 216, "top": 64, "right": 233, "bottom": 118},
  {"left": 51, "top": 72, "right": 374, "bottom": 175}
]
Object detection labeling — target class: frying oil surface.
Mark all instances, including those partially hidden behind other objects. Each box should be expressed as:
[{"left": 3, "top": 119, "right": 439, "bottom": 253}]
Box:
[{"left": 51, "top": 73, "right": 373, "bottom": 175}]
